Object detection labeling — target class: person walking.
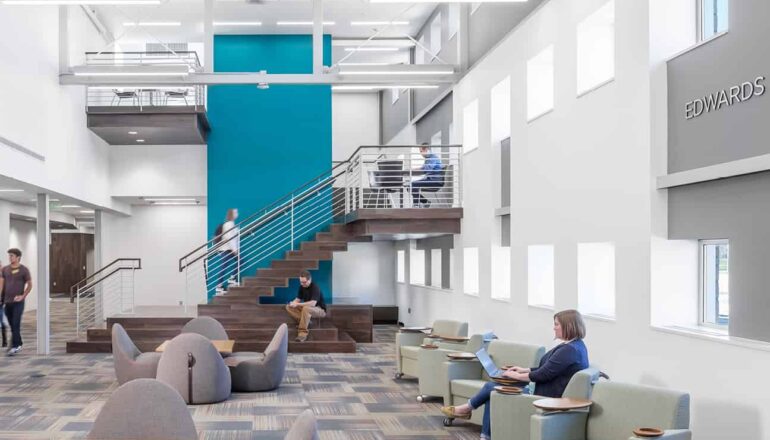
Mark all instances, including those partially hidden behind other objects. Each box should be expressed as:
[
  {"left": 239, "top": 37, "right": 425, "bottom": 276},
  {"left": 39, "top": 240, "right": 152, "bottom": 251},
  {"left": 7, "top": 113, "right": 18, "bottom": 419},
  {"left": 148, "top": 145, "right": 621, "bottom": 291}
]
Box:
[
  {"left": 1, "top": 260, "right": 7, "bottom": 348},
  {"left": 0, "top": 248, "right": 33, "bottom": 356},
  {"left": 217, "top": 208, "right": 240, "bottom": 292}
]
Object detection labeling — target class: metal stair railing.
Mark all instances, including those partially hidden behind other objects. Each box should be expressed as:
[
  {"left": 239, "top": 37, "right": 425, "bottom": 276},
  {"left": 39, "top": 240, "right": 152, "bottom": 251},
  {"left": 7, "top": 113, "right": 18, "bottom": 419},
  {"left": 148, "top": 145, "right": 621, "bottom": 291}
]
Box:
[
  {"left": 178, "top": 145, "right": 463, "bottom": 307},
  {"left": 72, "top": 258, "right": 141, "bottom": 337}
]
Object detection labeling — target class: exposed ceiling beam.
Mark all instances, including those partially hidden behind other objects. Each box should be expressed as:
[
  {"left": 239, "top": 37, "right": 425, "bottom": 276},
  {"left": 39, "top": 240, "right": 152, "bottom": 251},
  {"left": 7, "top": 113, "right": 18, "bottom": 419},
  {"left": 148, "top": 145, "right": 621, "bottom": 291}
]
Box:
[{"left": 59, "top": 71, "right": 459, "bottom": 86}]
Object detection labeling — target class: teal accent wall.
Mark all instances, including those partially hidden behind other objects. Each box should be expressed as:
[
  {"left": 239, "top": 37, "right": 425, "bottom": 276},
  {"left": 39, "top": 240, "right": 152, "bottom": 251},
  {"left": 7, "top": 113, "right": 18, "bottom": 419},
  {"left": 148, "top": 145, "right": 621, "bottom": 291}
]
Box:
[{"left": 208, "top": 34, "right": 333, "bottom": 304}]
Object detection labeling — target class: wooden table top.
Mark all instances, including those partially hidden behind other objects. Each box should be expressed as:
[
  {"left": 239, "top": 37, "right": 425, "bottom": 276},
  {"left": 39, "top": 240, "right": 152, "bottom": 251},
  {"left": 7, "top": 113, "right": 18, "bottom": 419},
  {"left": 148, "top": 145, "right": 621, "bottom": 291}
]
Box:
[
  {"left": 155, "top": 339, "right": 235, "bottom": 354},
  {"left": 532, "top": 398, "right": 592, "bottom": 411}
]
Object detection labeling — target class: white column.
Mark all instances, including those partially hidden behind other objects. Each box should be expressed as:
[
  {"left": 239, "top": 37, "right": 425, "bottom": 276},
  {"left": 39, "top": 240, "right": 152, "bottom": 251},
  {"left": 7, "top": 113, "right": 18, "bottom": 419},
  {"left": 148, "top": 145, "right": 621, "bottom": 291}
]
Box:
[
  {"left": 312, "top": 0, "right": 323, "bottom": 75},
  {"left": 94, "top": 210, "right": 103, "bottom": 270},
  {"left": 203, "top": 0, "right": 214, "bottom": 73},
  {"left": 457, "top": 4, "right": 470, "bottom": 73},
  {"left": 36, "top": 194, "right": 50, "bottom": 355},
  {"left": 59, "top": 6, "right": 69, "bottom": 73}
]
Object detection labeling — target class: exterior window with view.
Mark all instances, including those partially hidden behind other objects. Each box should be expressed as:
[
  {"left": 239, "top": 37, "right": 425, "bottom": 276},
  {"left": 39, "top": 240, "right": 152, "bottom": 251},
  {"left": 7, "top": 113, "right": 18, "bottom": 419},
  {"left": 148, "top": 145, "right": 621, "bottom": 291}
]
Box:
[
  {"left": 700, "top": 0, "right": 728, "bottom": 41},
  {"left": 700, "top": 240, "right": 729, "bottom": 327}
]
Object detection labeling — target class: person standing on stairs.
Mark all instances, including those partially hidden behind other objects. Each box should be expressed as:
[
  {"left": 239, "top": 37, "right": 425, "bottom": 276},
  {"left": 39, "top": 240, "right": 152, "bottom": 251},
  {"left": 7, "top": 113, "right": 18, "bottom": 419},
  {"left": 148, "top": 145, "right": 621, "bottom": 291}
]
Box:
[
  {"left": 217, "top": 208, "right": 240, "bottom": 294},
  {"left": 1, "top": 248, "right": 33, "bottom": 356},
  {"left": 285, "top": 270, "right": 327, "bottom": 342}
]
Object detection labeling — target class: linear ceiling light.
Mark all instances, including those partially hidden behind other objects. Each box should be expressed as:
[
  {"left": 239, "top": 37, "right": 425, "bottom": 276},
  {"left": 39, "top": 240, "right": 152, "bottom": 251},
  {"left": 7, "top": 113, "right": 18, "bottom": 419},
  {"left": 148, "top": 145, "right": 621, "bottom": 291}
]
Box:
[
  {"left": 343, "top": 47, "right": 400, "bottom": 52},
  {"left": 332, "top": 85, "right": 439, "bottom": 91},
  {"left": 276, "top": 21, "right": 335, "bottom": 26},
  {"left": 151, "top": 202, "right": 201, "bottom": 205},
  {"left": 213, "top": 21, "right": 262, "bottom": 26},
  {"left": 143, "top": 198, "right": 199, "bottom": 202},
  {"left": 123, "top": 21, "right": 181, "bottom": 26},
  {"left": 61, "top": 205, "right": 81, "bottom": 208},
  {"left": 338, "top": 62, "right": 391, "bottom": 66},
  {"left": 72, "top": 65, "right": 190, "bottom": 76},
  {"left": 350, "top": 21, "right": 409, "bottom": 26},
  {"left": 1, "top": 0, "right": 158, "bottom": 4},
  {"left": 80, "top": 210, "right": 95, "bottom": 214},
  {"left": 338, "top": 64, "right": 455, "bottom": 75}
]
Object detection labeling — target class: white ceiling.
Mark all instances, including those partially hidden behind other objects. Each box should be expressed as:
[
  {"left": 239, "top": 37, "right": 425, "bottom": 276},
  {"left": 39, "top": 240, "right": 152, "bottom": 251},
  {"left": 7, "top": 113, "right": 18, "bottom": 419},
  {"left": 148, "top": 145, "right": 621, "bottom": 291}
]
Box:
[{"left": 95, "top": 0, "right": 437, "bottom": 43}]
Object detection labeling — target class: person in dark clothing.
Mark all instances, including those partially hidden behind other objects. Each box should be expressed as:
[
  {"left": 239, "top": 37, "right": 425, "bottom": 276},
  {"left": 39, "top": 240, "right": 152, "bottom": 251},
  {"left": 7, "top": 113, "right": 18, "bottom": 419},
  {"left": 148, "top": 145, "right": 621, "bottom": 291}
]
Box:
[
  {"left": 441, "top": 310, "right": 589, "bottom": 440},
  {"left": 0, "top": 248, "right": 33, "bottom": 356},
  {"left": 285, "top": 270, "right": 326, "bottom": 342},
  {"left": 411, "top": 143, "right": 444, "bottom": 207}
]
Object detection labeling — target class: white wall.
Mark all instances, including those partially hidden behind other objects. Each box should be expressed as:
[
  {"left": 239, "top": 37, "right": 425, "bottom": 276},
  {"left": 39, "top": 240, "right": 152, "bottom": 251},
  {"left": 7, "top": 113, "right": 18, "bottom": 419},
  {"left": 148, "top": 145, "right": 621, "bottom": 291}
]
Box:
[
  {"left": 0, "top": 6, "right": 120, "bottom": 212},
  {"left": 332, "top": 241, "right": 396, "bottom": 305},
  {"left": 332, "top": 93, "right": 380, "bottom": 161},
  {"left": 394, "top": 0, "right": 770, "bottom": 438},
  {"left": 109, "top": 145, "right": 207, "bottom": 197},
  {"left": 102, "top": 205, "right": 207, "bottom": 306}
]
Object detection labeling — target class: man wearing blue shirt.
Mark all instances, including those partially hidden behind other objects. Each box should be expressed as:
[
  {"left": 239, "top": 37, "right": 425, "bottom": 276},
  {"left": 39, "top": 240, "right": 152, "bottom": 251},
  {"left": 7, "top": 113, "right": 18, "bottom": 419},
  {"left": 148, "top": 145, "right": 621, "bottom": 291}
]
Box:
[{"left": 411, "top": 144, "right": 444, "bottom": 208}]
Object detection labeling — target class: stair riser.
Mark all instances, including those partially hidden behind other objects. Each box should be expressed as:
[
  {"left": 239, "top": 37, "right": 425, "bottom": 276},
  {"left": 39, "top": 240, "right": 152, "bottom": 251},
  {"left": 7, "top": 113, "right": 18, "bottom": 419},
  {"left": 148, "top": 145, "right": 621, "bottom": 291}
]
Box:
[
  {"left": 271, "top": 260, "right": 319, "bottom": 270},
  {"left": 285, "top": 250, "right": 333, "bottom": 261},
  {"left": 243, "top": 278, "right": 289, "bottom": 287},
  {"left": 301, "top": 242, "right": 347, "bottom": 252},
  {"left": 256, "top": 268, "right": 306, "bottom": 278},
  {"left": 225, "top": 287, "right": 273, "bottom": 296}
]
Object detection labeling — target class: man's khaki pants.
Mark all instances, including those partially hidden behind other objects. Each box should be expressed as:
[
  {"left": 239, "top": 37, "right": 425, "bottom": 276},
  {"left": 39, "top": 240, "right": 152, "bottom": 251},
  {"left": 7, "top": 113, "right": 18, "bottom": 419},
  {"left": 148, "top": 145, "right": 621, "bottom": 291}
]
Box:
[{"left": 285, "top": 304, "right": 326, "bottom": 337}]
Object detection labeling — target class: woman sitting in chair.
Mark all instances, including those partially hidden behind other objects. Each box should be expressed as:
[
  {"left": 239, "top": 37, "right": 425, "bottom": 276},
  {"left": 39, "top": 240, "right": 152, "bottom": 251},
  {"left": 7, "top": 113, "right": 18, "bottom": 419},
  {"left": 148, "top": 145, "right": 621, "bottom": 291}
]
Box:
[{"left": 441, "top": 309, "right": 589, "bottom": 440}]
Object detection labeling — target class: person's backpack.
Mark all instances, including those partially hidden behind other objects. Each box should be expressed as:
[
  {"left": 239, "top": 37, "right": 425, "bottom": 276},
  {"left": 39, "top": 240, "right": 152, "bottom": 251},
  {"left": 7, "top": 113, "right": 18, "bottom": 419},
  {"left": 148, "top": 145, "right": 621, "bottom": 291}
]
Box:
[{"left": 213, "top": 223, "right": 224, "bottom": 244}]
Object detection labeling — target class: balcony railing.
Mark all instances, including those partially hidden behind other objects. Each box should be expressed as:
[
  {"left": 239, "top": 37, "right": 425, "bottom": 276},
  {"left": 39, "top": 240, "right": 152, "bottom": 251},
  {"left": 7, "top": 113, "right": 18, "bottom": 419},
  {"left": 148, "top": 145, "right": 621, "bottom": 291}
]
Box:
[{"left": 85, "top": 51, "right": 202, "bottom": 71}]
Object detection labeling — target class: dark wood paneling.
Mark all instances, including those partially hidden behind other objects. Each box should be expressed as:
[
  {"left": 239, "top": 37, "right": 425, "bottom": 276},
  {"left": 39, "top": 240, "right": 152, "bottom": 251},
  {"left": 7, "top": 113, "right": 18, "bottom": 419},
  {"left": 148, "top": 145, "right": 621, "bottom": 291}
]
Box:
[{"left": 50, "top": 233, "right": 93, "bottom": 294}]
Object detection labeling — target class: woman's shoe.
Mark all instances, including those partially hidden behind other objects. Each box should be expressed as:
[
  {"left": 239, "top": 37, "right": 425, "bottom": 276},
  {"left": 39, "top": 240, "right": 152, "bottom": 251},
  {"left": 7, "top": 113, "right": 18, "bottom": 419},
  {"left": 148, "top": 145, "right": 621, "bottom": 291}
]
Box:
[{"left": 440, "top": 406, "right": 472, "bottom": 420}]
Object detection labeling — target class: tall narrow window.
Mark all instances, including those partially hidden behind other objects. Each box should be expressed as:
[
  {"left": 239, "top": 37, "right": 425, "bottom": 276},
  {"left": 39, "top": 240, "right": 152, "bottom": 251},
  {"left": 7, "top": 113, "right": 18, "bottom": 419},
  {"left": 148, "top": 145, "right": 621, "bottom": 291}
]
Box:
[
  {"left": 396, "top": 250, "right": 405, "bottom": 283},
  {"left": 500, "top": 138, "right": 511, "bottom": 209},
  {"left": 463, "top": 99, "right": 479, "bottom": 154},
  {"left": 448, "top": 4, "right": 460, "bottom": 39},
  {"left": 700, "top": 240, "right": 729, "bottom": 327},
  {"left": 528, "top": 245, "right": 555, "bottom": 307},
  {"left": 410, "top": 246, "right": 426, "bottom": 286},
  {"left": 391, "top": 88, "right": 399, "bottom": 105},
  {"left": 700, "top": 0, "right": 729, "bottom": 41},
  {"left": 430, "top": 12, "right": 442, "bottom": 57},
  {"left": 526, "top": 45, "right": 554, "bottom": 121},
  {"left": 463, "top": 247, "right": 479, "bottom": 296},
  {"left": 491, "top": 77, "right": 511, "bottom": 143},
  {"left": 577, "top": 0, "right": 615, "bottom": 96},
  {"left": 577, "top": 242, "right": 616, "bottom": 318},
  {"left": 416, "top": 35, "right": 425, "bottom": 64}
]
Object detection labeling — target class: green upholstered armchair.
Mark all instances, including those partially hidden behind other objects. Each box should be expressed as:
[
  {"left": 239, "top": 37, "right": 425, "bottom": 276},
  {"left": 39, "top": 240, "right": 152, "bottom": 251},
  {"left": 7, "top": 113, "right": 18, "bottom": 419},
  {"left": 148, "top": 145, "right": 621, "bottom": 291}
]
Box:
[
  {"left": 395, "top": 320, "right": 468, "bottom": 379},
  {"left": 529, "top": 381, "right": 691, "bottom": 440},
  {"left": 441, "top": 340, "right": 545, "bottom": 427},
  {"left": 490, "top": 367, "right": 602, "bottom": 440},
  {"left": 416, "top": 334, "right": 486, "bottom": 402}
]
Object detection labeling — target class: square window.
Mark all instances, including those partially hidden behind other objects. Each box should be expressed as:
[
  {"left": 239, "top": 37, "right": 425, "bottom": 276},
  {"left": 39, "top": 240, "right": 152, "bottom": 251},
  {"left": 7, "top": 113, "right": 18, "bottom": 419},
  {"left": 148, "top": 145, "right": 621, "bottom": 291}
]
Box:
[
  {"left": 463, "top": 247, "right": 479, "bottom": 295},
  {"left": 577, "top": 242, "right": 616, "bottom": 318},
  {"left": 700, "top": 0, "right": 729, "bottom": 41},
  {"left": 700, "top": 240, "right": 729, "bottom": 327},
  {"left": 416, "top": 35, "right": 425, "bottom": 64},
  {"left": 577, "top": 0, "right": 615, "bottom": 96},
  {"left": 430, "top": 12, "right": 442, "bottom": 57},
  {"left": 463, "top": 99, "right": 479, "bottom": 154},
  {"left": 471, "top": 2, "right": 481, "bottom": 15},
  {"left": 431, "top": 248, "right": 442, "bottom": 288},
  {"left": 396, "top": 250, "right": 405, "bottom": 283},
  {"left": 491, "top": 76, "right": 511, "bottom": 143},
  {"left": 410, "top": 247, "right": 426, "bottom": 286},
  {"left": 526, "top": 45, "right": 554, "bottom": 121},
  {"left": 528, "top": 245, "right": 555, "bottom": 307},
  {"left": 391, "top": 88, "right": 399, "bottom": 105},
  {"left": 491, "top": 246, "right": 511, "bottom": 300}
]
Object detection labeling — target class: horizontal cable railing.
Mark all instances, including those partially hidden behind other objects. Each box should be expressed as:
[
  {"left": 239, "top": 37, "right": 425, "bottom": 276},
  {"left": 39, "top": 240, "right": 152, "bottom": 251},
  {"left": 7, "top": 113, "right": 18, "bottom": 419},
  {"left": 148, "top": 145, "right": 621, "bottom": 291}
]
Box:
[
  {"left": 73, "top": 258, "right": 141, "bottom": 337},
  {"left": 85, "top": 51, "right": 202, "bottom": 71},
  {"left": 178, "top": 145, "right": 462, "bottom": 307},
  {"left": 86, "top": 85, "right": 205, "bottom": 111}
]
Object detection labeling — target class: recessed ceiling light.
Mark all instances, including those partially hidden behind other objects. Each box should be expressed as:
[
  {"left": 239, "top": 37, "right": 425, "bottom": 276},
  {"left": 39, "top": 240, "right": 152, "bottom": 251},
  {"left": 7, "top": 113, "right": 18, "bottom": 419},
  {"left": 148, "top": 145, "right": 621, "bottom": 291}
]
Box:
[
  {"left": 128, "top": 131, "right": 138, "bottom": 135},
  {"left": 61, "top": 205, "right": 80, "bottom": 208},
  {"left": 332, "top": 85, "right": 440, "bottom": 91},
  {"left": 338, "top": 62, "right": 391, "bottom": 66},
  {"left": 0, "top": 189, "right": 24, "bottom": 192},
  {"left": 213, "top": 21, "right": 262, "bottom": 26},
  {"left": 350, "top": 21, "right": 410, "bottom": 26},
  {"left": 123, "top": 22, "right": 182, "bottom": 27},
  {"left": 151, "top": 202, "right": 201, "bottom": 206},
  {"left": 144, "top": 198, "right": 199, "bottom": 202},
  {"left": 136, "top": 139, "right": 146, "bottom": 143},
  {"left": 276, "top": 21, "right": 335, "bottom": 26},
  {"left": 80, "top": 210, "right": 95, "bottom": 214},
  {"left": 343, "top": 47, "right": 400, "bottom": 52}
]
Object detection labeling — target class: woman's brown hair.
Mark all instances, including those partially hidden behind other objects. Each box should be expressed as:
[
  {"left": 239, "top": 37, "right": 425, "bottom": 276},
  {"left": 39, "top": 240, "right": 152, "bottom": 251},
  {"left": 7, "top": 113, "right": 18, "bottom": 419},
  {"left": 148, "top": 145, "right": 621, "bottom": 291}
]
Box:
[{"left": 554, "top": 309, "right": 586, "bottom": 340}]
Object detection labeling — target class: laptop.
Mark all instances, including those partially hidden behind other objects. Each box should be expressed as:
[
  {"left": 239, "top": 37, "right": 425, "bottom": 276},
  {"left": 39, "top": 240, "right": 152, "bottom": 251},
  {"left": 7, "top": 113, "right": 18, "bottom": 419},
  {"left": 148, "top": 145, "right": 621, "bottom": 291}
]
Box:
[{"left": 475, "top": 348, "right": 504, "bottom": 378}]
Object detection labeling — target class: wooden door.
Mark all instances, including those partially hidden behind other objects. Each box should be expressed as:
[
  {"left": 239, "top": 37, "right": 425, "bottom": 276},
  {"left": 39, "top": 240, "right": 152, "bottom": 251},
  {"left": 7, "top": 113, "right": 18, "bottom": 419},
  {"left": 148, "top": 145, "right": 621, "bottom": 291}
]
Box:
[{"left": 50, "top": 233, "right": 94, "bottom": 294}]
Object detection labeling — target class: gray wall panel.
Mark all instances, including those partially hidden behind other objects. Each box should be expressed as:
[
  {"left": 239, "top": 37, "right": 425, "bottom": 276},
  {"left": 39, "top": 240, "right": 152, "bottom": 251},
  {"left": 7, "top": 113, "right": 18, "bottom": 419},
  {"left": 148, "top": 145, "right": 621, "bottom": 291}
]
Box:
[
  {"left": 668, "top": 0, "right": 770, "bottom": 173},
  {"left": 669, "top": 171, "right": 770, "bottom": 342},
  {"left": 381, "top": 89, "right": 410, "bottom": 144},
  {"left": 416, "top": 93, "right": 453, "bottom": 144},
  {"left": 468, "top": 1, "right": 544, "bottom": 67}
]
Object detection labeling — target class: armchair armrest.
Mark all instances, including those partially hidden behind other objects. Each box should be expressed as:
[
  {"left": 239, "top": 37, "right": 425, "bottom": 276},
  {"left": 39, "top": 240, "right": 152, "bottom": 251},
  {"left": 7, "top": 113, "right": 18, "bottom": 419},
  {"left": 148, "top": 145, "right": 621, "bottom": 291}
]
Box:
[
  {"left": 530, "top": 411, "right": 587, "bottom": 440},
  {"left": 490, "top": 392, "right": 540, "bottom": 440},
  {"left": 396, "top": 332, "right": 426, "bottom": 348},
  {"left": 441, "top": 360, "right": 482, "bottom": 404},
  {"left": 629, "top": 430, "right": 692, "bottom": 440}
]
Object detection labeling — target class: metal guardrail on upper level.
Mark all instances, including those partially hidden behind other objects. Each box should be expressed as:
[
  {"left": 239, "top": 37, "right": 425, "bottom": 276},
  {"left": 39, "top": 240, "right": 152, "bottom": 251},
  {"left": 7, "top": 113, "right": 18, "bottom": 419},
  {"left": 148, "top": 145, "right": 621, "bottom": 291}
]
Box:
[
  {"left": 178, "top": 145, "right": 462, "bottom": 308},
  {"left": 72, "top": 258, "right": 142, "bottom": 337},
  {"left": 84, "top": 51, "right": 205, "bottom": 112}
]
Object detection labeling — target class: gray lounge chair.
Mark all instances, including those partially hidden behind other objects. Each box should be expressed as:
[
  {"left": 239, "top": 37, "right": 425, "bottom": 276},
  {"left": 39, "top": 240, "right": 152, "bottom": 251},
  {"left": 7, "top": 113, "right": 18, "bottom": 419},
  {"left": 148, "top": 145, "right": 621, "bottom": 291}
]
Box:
[
  {"left": 156, "top": 333, "right": 231, "bottom": 404},
  {"left": 226, "top": 324, "right": 288, "bottom": 392},
  {"left": 111, "top": 323, "right": 161, "bottom": 385},
  {"left": 181, "top": 316, "right": 229, "bottom": 340},
  {"left": 285, "top": 409, "right": 320, "bottom": 440}
]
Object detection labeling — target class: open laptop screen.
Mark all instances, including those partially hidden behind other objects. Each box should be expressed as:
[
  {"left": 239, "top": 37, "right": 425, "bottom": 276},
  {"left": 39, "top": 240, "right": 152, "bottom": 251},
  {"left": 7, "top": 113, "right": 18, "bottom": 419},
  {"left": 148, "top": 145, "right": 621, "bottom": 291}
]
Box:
[{"left": 475, "top": 348, "right": 503, "bottom": 377}]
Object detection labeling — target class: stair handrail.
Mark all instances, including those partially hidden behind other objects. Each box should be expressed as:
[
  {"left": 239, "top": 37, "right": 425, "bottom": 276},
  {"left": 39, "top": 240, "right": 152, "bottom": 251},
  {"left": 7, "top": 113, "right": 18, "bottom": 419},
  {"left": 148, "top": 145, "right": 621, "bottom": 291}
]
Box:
[{"left": 70, "top": 258, "right": 142, "bottom": 302}]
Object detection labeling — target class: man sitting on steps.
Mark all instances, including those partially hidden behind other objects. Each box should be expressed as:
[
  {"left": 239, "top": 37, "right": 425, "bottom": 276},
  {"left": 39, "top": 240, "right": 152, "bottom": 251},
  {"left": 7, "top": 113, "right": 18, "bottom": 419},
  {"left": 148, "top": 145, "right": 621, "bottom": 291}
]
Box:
[{"left": 285, "top": 270, "right": 327, "bottom": 342}]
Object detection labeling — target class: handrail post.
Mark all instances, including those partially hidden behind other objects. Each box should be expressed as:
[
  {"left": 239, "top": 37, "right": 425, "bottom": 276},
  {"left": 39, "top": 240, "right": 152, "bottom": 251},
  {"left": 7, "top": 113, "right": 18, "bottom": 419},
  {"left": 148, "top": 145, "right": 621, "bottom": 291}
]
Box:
[
  {"left": 76, "top": 287, "right": 80, "bottom": 338},
  {"left": 358, "top": 155, "right": 364, "bottom": 210},
  {"left": 184, "top": 265, "right": 189, "bottom": 313},
  {"left": 236, "top": 229, "right": 242, "bottom": 284},
  {"left": 290, "top": 193, "right": 295, "bottom": 251},
  {"left": 130, "top": 266, "right": 136, "bottom": 314}
]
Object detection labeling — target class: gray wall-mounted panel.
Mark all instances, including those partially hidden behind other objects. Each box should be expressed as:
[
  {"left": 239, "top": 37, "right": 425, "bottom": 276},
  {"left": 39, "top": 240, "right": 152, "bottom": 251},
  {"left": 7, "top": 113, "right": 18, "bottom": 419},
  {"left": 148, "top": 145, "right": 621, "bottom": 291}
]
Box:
[
  {"left": 416, "top": 93, "right": 453, "bottom": 144},
  {"left": 381, "top": 89, "right": 410, "bottom": 144},
  {"left": 669, "top": 171, "right": 770, "bottom": 342},
  {"left": 667, "top": 0, "right": 770, "bottom": 173}
]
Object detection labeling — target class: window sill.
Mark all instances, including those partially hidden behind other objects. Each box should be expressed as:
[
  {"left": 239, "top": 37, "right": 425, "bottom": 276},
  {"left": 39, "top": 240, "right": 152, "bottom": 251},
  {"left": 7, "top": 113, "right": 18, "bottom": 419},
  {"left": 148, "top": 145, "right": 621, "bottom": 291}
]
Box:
[
  {"left": 527, "top": 108, "right": 554, "bottom": 124},
  {"left": 582, "top": 313, "right": 616, "bottom": 323},
  {"left": 666, "top": 31, "right": 728, "bottom": 62},
  {"left": 650, "top": 325, "right": 770, "bottom": 353},
  {"left": 464, "top": 291, "right": 480, "bottom": 298},
  {"left": 463, "top": 145, "right": 479, "bottom": 156},
  {"left": 528, "top": 304, "right": 555, "bottom": 312},
  {"left": 415, "top": 284, "right": 452, "bottom": 293},
  {"left": 491, "top": 297, "right": 511, "bottom": 303},
  {"left": 577, "top": 77, "right": 615, "bottom": 99}
]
